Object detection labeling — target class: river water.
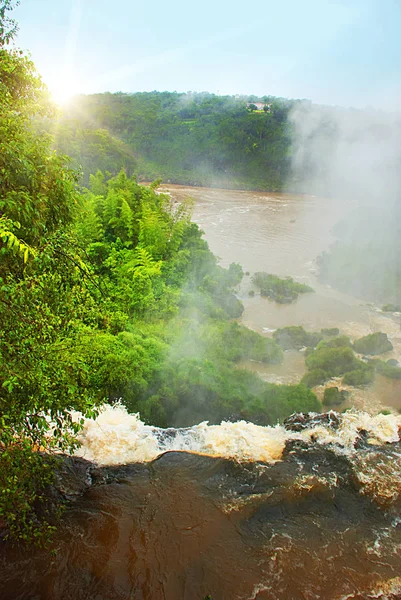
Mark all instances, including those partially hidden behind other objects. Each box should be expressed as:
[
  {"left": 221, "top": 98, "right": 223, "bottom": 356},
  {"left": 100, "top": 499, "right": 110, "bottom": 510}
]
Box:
[{"left": 161, "top": 184, "right": 401, "bottom": 413}]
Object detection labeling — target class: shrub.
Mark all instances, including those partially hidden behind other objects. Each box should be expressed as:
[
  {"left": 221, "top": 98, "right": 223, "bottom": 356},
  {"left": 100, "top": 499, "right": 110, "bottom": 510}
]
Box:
[
  {"left": 382, "top": 304, "right": 401, "bottom": 312},
  {"left": 342, "top": 367, "right": 374, "bottom": 386},
  {"left": 273, "top": 326, "right": 322, "bottom": 350},
  {"left": 353, "top": 332, "right": 393, "bottom": 355},
  {"left": 321, "top": 327, "right": 340, "bottom": 336},
  {"left": 244, "top": 383, "right": 320, "bottom": 425},
  {"left": 316, "top": 335, "right": 352, "bottom": 350},
  {"left": 323, "top": 387, "right": 347, "bottom": 406},
  {"left": 252, "top": 272, "right": 314, "bottom": 303},
  {"left": 305, "top": 347, "right": 361, "bottom": 376},
  {"left": 301, "top": 368, "right": 328, "bottom": 388},
  {"left": 206, "top": 321, "right": 284, "bottom": 364},
  {"left": 375, "top": 361, "right": 401, "bottom": 379}
]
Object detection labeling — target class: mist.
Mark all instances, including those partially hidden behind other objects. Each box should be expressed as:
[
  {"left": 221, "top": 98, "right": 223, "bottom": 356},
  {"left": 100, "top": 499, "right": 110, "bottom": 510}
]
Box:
[{"left": 288, "top": 102, "right": 401, "bottom": 303}]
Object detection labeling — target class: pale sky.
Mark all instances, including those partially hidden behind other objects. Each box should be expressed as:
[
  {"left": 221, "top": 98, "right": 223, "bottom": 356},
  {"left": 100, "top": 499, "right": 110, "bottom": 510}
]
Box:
[{"left": 14, "top": 0, "right": 401, "bottom": 109}]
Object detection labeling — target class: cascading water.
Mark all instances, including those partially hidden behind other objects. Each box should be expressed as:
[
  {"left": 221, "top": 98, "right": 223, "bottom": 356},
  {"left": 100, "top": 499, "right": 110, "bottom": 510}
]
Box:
[
  {"left": 75, "top": 403, "right": 401, "bottom": 465},
  {"left": 2, "top": 407, "right": 401, "bottom": 600}
]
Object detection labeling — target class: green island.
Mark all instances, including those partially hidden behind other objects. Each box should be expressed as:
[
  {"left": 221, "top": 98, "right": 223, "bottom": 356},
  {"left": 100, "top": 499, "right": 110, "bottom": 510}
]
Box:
[
  {"left": 353, "top": 332, "right": 393, "bottom": 355},
  {"left": 273, "top": 326, "right": 322, "bottom": 350},
  {"left": 322, "top": 387, "right": 348, "bottom": 407},
  {"left": 252, "top": 273, "right": 314, "bottom": 304},
  {"left": 299, "top": 332, "right": 398, "bottom": 388},
  {"left": 382, "top": 304, "right": 401, "bottom": 313}
]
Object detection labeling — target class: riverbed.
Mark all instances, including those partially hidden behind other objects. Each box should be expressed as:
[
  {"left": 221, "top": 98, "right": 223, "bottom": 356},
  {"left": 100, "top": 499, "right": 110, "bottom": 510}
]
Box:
[{"left": 161, "top": 184, "right": 401, "bottom": 412}]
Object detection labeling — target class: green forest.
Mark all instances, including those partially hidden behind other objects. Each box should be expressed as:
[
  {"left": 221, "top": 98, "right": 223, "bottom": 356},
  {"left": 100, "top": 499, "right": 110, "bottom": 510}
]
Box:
[
  {"left": 39, "top": 91, "right": 298, "bottom": 191},
  {"left": 0, "top": 8, "right": 319, "bottom": 543}
]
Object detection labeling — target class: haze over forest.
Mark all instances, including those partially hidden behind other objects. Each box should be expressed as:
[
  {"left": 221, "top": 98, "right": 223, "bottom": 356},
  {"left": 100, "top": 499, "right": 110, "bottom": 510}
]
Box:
[{"left": 43, "top": 89, "right": 401, "bottom": 304}]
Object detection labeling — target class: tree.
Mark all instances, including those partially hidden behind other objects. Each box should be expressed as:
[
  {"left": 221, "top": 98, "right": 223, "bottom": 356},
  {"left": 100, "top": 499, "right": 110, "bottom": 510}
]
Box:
[
  {"left": 0, "top": 15, "right": 100, "bottom": 543},
  {"left": 0, "top": 0, "right": 19, "bottom": 45}
]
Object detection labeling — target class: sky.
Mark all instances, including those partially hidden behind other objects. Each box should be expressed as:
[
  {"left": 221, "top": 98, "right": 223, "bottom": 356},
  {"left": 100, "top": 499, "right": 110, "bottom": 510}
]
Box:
[{"left": 13, "top": 0, "right": 401, "bottom": 109}]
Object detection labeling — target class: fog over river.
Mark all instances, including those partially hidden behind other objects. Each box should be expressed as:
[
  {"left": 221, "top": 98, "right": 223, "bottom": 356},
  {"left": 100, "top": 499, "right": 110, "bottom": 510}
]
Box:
[{"left": 162, "top": 184, "right": 401, "bottom": 413}]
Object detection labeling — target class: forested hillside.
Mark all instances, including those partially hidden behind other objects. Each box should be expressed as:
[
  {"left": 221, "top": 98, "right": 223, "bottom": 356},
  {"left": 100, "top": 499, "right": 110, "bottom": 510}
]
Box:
[{"left": 41, "top": 92, "right": 298, "bottom": 190}]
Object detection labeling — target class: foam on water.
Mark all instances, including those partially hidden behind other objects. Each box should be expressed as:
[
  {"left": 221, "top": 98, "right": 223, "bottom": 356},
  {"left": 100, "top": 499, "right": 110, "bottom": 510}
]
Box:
[{"left": 74, "top": 404, "right": 401, "bottom": 466}]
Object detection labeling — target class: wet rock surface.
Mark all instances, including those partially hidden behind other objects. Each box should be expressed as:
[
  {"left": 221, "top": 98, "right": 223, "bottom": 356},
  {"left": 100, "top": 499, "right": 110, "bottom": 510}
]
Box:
[
  {"left": 1, "top": 435, "right": 401, "bottom": 600},
  {"left": 283, "top": 410, "right": 342, "bottom": 432}
]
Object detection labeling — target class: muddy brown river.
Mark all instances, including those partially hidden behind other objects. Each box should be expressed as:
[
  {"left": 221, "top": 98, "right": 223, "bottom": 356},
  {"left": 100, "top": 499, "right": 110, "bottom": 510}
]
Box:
[{"left": 161, "top": 185, "right": 401, "bottom": 412}]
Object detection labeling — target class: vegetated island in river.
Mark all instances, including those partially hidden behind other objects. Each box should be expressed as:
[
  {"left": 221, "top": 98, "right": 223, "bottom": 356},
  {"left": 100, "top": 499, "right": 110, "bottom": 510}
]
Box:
[{"left": 252, "top": 272, "right": 314, "bottom": 303}]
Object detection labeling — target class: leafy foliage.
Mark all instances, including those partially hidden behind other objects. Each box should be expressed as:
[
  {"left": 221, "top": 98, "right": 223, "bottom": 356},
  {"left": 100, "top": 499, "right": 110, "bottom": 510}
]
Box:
[
  {"left": 342, "top": 368, "right": 374, "bottom": 386},
  {"left": 301, "top": 340, "right": 375, "bottom": 389},
  {"left": 301, "top": 369, "right": 329, "bottom": 388},
  {"left": 321, "top": 328, "right": 340, "bottom": 336},
  {"left": 353, "top": 332, "right": 393, "bottom": 356},
  {"left": 316, "top": 335, "right": 352, "bottom": 350},
  {"left": 375, "top": 361, "right": 401, "bottom": 380},
  {"left": 252, "top": 272, "right": 314, "bottom": 303},
  {"left": 0, "top": 44, "right": 103, "bottom": 542},
  {"left": 273, "top": 326, "right": 322, "bottom": 350},
  {"left": 305, "top": 347, "right": 364, "bottom": 377},
  {"left": 36, "top": 91, "right": 298, "bottom": 190},
  {"left": 0, "top": 0, "right": 19, "bottom": 45},
  {"left": 322, "top": 387, "right": 347, "bottom": 407},
  {"left": 382, "top": 304, "right": 401, "bottom": 313}
]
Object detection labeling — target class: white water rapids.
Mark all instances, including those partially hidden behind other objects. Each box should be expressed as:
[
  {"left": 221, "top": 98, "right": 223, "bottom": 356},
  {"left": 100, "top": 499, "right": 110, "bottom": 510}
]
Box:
[{"left": 75, "top": 404, "right": 401, "bottom": 466}]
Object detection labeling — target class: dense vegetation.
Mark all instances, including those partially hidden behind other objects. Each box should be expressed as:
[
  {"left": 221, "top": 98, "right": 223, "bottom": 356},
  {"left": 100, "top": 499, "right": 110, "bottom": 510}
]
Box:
[
  {"left": 375, "top": 361, "right": 401, "bottom": 380},
  {"left": 353, "top": 332, "right": 393, "bottom": 356},
  {"left": 382, "top": 304, "right": 401, "bottom": 313},
  {"left": 273, "top": 326, "right": 322, "bottom": 350},
  {"left": 322, "top": 387, "right": 348, "bottom": 407},
  {"left": 300, "top": 332, "right": 399, "bottom": 388},
  {"left": 252, "top": 273, "right": 314, "bottom": 304},
  {"left": 38, "top": 92, "right": 299, "bottom": 191},
  {"left": 0, "top": 14, "right": 320, "bottom": 543},
  {"left": 321, "top": 328, "right": 340, "bottom": 336},
  {"left": 2, "top": 2, "right": 399, "bottom": 547}
]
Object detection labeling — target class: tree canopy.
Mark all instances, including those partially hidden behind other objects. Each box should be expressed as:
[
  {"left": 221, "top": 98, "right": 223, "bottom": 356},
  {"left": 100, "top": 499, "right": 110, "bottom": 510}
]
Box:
[{"left": 39, "top": 91, "right": 297, "bottom": 190}]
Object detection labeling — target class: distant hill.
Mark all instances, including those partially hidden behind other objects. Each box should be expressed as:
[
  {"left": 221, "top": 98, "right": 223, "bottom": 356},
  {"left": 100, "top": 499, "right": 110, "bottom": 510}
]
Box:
[{"left": 40, "top": 91, "right": 299, "bottom": 190}]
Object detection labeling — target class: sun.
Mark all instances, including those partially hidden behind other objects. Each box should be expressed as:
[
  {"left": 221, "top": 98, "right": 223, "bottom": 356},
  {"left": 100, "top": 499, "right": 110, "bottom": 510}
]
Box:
[{"left": 49, "top": 79, "right": 78, "bottom": 107}]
